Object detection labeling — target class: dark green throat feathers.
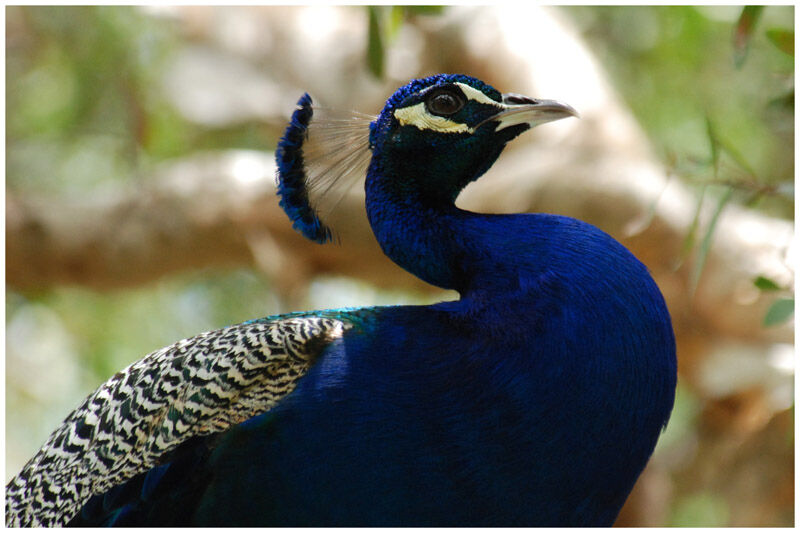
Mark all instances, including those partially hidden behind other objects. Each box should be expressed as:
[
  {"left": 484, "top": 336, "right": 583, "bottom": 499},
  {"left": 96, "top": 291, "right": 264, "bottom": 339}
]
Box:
[{"left": 8, "top": 74, "right": 676, "bottom": 527}]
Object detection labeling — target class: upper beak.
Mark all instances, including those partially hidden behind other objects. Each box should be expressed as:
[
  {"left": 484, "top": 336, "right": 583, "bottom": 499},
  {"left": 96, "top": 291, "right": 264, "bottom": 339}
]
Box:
[{"left": 480, "top": 93, "right": 579, "bottom": 131}]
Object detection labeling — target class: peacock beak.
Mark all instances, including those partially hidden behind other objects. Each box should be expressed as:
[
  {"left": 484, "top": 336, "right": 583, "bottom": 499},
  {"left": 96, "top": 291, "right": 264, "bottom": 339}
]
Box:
[{"left": 483, "top": 94, "right": 579, "bottom": 132}]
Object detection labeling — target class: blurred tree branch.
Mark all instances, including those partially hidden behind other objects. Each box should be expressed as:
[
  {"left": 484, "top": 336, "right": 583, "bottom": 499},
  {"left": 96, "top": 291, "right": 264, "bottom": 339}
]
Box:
[
  {"left": 6, "top": 151, "right": 420, "bottom": 298},
  {"left": 6, "top": 146, "right": 792, "bottom": 349}
]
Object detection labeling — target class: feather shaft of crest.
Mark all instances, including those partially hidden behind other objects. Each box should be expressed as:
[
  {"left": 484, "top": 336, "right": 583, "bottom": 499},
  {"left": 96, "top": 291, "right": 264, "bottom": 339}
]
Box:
[{"left": 275, "top": 96, "right": 373, "bottom": 244}]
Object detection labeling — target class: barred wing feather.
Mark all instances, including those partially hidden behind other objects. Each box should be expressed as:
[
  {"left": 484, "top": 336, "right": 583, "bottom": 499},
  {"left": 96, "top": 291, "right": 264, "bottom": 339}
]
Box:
[{"left": 6, "top": 315, "right": 349, "bottom": 527}]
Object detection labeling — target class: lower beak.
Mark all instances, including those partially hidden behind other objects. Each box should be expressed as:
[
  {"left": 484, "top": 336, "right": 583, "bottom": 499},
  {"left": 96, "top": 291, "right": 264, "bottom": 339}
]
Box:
[{"left": 483, "top": 94, "right": 579, "bottom": 131}]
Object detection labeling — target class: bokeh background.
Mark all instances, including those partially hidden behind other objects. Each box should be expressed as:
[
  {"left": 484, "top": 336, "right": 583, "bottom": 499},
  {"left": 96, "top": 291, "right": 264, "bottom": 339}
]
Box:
[{"left": 5, "top": 5, "right": 794, "bottom": 526}]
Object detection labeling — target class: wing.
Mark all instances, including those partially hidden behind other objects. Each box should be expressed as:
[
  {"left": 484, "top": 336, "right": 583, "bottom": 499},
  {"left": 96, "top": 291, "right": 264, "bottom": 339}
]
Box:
[{"left": 5, "top": 314, "right": 350, "bottom": 527}]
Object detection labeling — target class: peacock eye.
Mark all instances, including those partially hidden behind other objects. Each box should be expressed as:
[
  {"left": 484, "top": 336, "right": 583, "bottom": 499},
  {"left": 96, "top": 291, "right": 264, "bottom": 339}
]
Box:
[{"left": 425, "top": 88, "right": 465, "bottom": 116}]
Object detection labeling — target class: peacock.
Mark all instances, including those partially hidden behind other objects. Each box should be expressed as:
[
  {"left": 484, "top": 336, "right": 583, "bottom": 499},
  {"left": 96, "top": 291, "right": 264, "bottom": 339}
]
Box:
[{"left": 6, "top": 74, "right": 677, "bottom": 527}]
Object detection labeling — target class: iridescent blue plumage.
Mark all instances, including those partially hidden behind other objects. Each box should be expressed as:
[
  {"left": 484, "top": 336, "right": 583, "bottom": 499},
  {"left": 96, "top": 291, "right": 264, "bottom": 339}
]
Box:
[
  {"left": 275, "top": 92, "right": 332, "bottom": 243},
  {"left": 8, "top": 74, "right": 676, "bottom": 527}
]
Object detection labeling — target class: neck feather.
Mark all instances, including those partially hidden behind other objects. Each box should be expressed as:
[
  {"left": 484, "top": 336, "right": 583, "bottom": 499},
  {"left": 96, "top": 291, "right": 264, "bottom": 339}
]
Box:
[{"left": 364, "top": 166, "right": 475, "bottom": 292}]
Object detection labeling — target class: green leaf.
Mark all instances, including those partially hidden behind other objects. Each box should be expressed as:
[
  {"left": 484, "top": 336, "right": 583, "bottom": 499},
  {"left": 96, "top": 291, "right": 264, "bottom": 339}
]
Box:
[
  {"left": 705, "top": 116, "right": 757, "bottom": 177},
  {"left": 690, "top": 187, "right": 733, "bottom": 295},
  {"left": 768, "top": 89, "right": 794, "bottom": 112},
  {"left": 404, "top": 6, "right": 444, "bottom": 16},
  {"left": 366, "top": 6, "right": 384, "bottom": 79},
  {"left": 766, "top": 28, "right": 794, "bottom": 56},
  {"left": 388, "top": 6, "right": 405, "bottom": 37},
  {"left": 764, "top": 298, "right": 794, "bottom": 327},
  {"left": 680, "top": 186, "right": 706, "bottom": 264},
  {"left": 705, "top": 116, "right": 720, "bottom": 179},
  {"left": 743, "top": 190, "right": 764, "bottom": 208},
  {"left": 733, "top": 6, "right": 764, "bottom": 68},
  {"left": 670, "top": 491, "right": 729, "bottom": 526},
  {"left": 718, "top": 137, "right": 757, "bottom": 177},
  {"left": 753, "top": 275, "right": 781, "bottom": 291}
]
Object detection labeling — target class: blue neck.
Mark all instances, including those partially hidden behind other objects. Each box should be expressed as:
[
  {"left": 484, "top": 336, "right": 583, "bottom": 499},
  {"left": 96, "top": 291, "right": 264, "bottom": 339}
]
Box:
[{"left": 365, "top": 164, "right": 478, "bottom": 293}]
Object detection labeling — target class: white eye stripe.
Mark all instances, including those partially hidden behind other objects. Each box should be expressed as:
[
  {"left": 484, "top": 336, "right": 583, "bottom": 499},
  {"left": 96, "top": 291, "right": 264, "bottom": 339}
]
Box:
[
  {"left": 393, "top": 82, "right": 502, "bottom": 133},
  {"left": 453, "top": 82, "right": 502, "bottom": 106},
  {"left": 394, "top": 102, "right": 473, "bottom": 133}
]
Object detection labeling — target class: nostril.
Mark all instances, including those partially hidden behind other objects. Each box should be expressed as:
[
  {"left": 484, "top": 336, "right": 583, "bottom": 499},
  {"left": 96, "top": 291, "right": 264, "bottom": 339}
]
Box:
[{"left": 503, "top": 93, "right": 538, "bottom": 105}]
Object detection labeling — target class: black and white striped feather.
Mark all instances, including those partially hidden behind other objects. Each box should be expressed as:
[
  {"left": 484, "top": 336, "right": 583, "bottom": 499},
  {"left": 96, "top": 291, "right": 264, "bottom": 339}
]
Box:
[{"left": 5, "top": 315, "right": 349, "bottom": 527}]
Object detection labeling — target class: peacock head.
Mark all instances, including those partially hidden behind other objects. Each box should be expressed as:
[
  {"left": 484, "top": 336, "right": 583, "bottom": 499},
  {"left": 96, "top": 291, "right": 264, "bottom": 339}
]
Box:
[
  {"left": 275, "top": 74, "right": 577, "bottom": 243},
  {"left": 367, "top": 74, "right": 578, "bottom": 205}
]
